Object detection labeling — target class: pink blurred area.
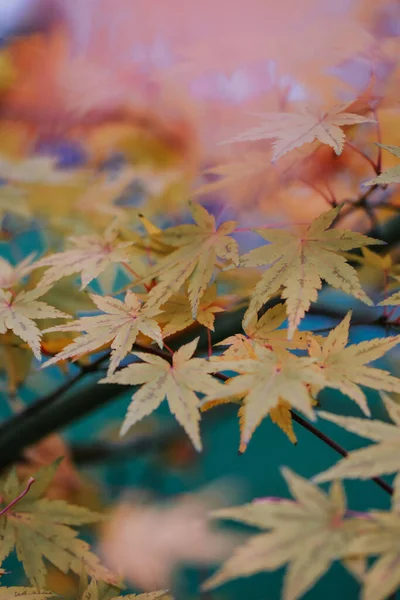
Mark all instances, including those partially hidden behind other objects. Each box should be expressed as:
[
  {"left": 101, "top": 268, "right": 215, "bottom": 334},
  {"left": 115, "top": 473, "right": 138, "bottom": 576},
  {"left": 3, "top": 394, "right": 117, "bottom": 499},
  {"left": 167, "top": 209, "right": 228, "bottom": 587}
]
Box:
[
  {"left": 3, "top": 0, "right": 383, "bottom": 108},
  {"left": 33, "top": 0, "right": 381, "bottom": 153},
  {"left": 0, "top": 0, "right": 398, "bottom": 222}
]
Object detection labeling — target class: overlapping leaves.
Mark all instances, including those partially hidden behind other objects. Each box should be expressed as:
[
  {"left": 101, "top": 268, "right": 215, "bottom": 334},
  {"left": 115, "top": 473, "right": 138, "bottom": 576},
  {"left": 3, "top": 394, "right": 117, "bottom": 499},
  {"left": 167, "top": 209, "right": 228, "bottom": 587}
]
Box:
[
  {"left": 0, "top": 462, "right": 115, "bottom": 589},
  {"left": 240, "top": 206, "right": 381, "bottom": 338},
  {"left": 206, "top": 345, "right": 325, "bottom": 452},
  {"left": 141, "top": 202, "right": 239, "bottom": 317}
]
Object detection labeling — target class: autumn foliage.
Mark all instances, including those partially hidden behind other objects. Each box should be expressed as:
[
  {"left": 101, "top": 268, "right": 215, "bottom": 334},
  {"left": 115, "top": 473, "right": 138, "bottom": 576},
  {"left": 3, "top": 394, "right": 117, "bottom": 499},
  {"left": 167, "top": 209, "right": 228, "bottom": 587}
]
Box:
[{"left": 1, "top": 0, "right": 400, "bottom": 599}]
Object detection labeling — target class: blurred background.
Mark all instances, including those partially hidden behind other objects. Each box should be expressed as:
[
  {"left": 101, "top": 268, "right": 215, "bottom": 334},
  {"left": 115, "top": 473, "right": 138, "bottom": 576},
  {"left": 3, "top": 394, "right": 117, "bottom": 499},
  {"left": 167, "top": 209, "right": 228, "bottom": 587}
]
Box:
[{"left": 0, "top": 0, "right": 400, "bottom": 598}]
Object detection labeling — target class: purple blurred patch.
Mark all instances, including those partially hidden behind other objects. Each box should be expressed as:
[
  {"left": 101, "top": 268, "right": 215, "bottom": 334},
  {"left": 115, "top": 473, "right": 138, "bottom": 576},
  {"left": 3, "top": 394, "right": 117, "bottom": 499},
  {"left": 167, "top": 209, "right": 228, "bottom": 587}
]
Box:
[{"left": 34, "top": 139, "right": 88, "bottom": 169}]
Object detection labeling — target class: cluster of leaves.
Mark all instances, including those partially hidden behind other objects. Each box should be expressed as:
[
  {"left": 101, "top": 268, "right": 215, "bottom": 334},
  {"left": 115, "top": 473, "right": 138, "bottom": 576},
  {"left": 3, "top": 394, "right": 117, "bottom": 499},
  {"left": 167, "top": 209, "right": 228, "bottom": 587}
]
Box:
[{"left": 2, "top": 3, "right": 400, "bottom": 597}]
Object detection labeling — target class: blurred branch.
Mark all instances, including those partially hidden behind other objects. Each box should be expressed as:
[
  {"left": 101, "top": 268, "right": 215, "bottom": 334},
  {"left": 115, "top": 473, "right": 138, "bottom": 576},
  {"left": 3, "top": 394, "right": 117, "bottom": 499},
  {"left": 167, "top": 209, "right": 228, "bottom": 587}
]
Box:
[{"left": 70, "top": 428, "right": 183, "bottom": 465}]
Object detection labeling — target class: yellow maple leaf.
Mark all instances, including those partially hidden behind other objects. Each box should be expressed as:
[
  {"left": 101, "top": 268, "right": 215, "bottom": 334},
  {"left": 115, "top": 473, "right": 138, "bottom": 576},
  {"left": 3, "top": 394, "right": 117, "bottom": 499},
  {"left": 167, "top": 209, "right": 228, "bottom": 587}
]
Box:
[
  {"left": 204, "top": 469, "right": 361, "bottom": 600},
  {"left": 35, "top": 222, "right": 134, "bottom": 290},
  {"left": 194, "top": 151, "right": 285, "bottom": 206},
  {"left": 76, "top": 167, "right": 139, "bottom": 219},
  {"left": 42, "top": 291, "right": 163, "bottom": 375},
  {"left": 0, "top": 335, "right": 33, "bottom": 395},
  {"left": 157, "top": 285, "right": 226, "bottom": 338},
  {"left": 307, "top": 313, "right": 400, "bottom": 415},
  {"left": 0, "top": 462, "right": 115, "bottom": 589},
  {"left": 345, "top": 486, "right": 400, "bottom": 600},
  {"left": 100, "top": 337, "right": 226, "bottom": 451},
  {"left": 244, "top": 303, "right": 319, "bottom": 350},
  {"left": 214, "top": 333, "right": 257, "bottom": 361},
  {"left": 241, "top": 206, "right": 382, "bottom": 339},
  {"left": 142, "top": 202, "right": 239, "bottom": 318},
  {"left": 0, "top": 286, "right": 69, "bottom": 359},
  {"left": 79, "top": 576, "right": 171, "bottom": 600},
  {"left": 364, "top": 143, "right": 400, "bottom": 186},
  {"left": 315, "top": 393, "right": 400, "bottom": 483},
  {"left": 222, "top": 103, "right": 374, "bottom": 162},
  {"left": 206, "top": 344, "right": 325, "bottom": 451}
]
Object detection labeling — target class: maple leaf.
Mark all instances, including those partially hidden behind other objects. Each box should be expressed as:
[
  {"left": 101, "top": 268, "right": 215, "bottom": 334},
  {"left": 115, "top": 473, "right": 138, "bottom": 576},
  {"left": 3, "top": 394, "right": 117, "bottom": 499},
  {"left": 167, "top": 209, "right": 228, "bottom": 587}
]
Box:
[
  {"left": 222, "top": 103, "right": 374, "bottom": 162},
  {"left": 0, "top": 462, "right": 116, "bottom": 589},
  {"left": 204, "top": 469, "right": 360, "bottom": 600},
  {"left": 35, "top": 223, "right": 134, "bottom": 290},
  {"left": 100, "top": 338, "right": 226, "bottom": 450},
  {"left": 0, "top": 589, "right": 54, "bottom": 599},
  {"left": 345, "top": 489, "right": 400, "bottom": 600},
  {"left": 206, "top": 344, "right": 325, "bottom": 451},
  {"left": 79, "top": 576, "right": 171, "bottom": 600},
  {"left": 364, "top": 144, "right": 400, "bottom": 186},
  {"left": 0, "top": 255, "right": 36, "bottom": 289},
  {"left": 194, "top": 151, "right": 284, "bottom": 206},
  {"left": 42, "top": 291, "right": 163, "bottom": 375},
  {"left": 0, "top": 332, "right": 33, "bottom": 395},
  {"left": 243, "top": 303, "right": 319, "bottom": 351},
  {"left": 314, "top": 393, "right": 400, "bottom": 483},
  {"left": 142, "top": 202, "right": 239, "bottom": 318},
  {"left": 76, "top": 167, "right": 139, "bottom": 219},
  {"left": 216, "top": 306, "right": 319, "bottom": 360},
  {"left": 241, "top": 206, "right": 382, "bottom": 339},
  {"left": 0, "top": 286, "right": 69, "bottom": 359},
  {"left": 307, "top": 313, "right": 400, "bottom": 415},
  {"left": 157, "top": 285, "right": 226, "bottom": 338}
]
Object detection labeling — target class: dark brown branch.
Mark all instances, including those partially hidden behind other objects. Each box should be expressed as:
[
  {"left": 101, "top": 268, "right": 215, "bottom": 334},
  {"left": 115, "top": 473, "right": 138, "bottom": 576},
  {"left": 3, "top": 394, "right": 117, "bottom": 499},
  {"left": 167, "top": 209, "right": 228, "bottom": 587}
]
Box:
[
  {"left": 70, "top": 427, "right": 184, "bottom": 465},
  {"left": 0, "top": 352, "right": 110, "bottom": 440}
]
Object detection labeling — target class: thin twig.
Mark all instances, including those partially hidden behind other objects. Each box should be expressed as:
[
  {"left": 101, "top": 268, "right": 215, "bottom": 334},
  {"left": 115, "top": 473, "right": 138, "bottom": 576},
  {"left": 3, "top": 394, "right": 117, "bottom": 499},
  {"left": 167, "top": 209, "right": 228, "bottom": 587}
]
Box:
[{"left": 290, "top": 412, "right": 393, "bottom": 495}]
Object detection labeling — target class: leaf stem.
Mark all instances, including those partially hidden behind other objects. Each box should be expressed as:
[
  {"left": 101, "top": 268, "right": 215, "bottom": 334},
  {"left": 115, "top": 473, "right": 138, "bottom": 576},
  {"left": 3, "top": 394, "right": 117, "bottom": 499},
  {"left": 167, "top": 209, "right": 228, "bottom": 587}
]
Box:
[
  {"left": 345, "top": 141, "right": 378, "bottom": 174},
  {"left": 298, "top": 178, "right": 336, "bottom": 207},
  {"left": 0, "top": 477, "right": 35, "bottom": 516}
]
